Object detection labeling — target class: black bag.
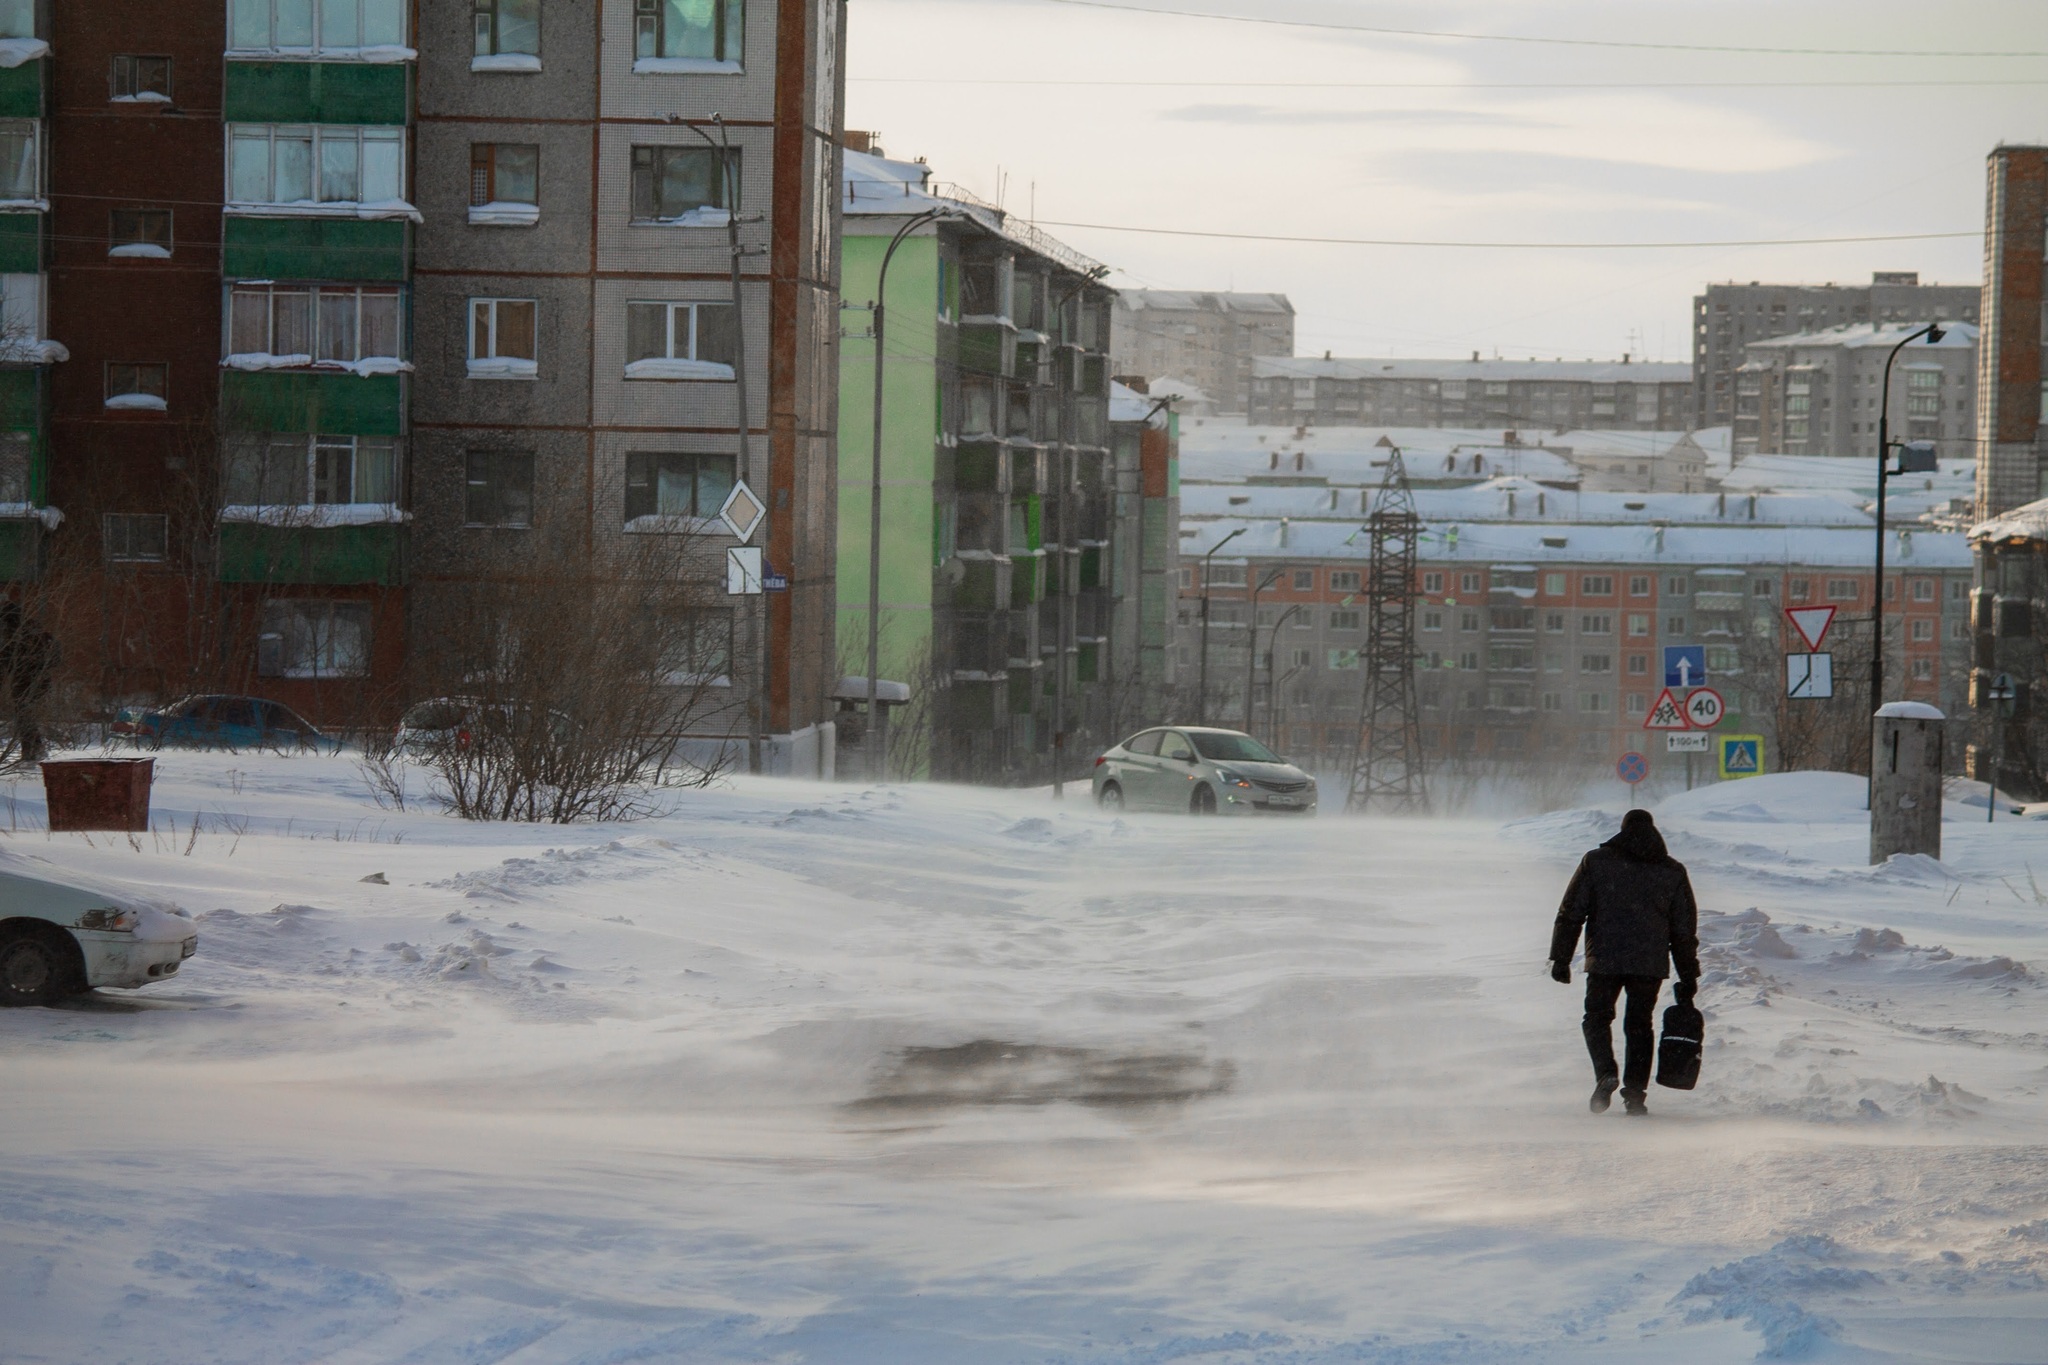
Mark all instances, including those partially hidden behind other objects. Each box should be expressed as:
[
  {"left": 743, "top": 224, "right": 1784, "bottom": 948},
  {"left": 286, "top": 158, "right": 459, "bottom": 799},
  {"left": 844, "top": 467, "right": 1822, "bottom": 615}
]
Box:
[{"left": 1656, "top": 1000, "right": 1703, "bottom": 1090}]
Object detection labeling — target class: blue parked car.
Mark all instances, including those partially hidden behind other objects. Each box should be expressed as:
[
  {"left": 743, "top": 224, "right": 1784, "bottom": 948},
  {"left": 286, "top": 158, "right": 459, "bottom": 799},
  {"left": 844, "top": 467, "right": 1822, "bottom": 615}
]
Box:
[{"left": 112, "top": 695, "right": 340, "bottom": 753}]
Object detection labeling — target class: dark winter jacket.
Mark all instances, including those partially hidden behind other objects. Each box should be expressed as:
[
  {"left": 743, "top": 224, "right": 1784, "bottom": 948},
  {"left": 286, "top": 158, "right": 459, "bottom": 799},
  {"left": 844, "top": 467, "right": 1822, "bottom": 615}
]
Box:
[{"left": 1550, "top": 817, "right": 1702, "bottom": 981}]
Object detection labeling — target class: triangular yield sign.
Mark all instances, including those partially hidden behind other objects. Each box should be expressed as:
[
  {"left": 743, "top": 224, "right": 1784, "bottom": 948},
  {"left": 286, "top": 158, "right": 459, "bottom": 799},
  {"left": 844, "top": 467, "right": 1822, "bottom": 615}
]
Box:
[
  {"left": 1785, "top": 605, "right": 1836, "bottom": 651},
  {"left": 1643, "top": 687, "right": 1689, "bottom": 730}
]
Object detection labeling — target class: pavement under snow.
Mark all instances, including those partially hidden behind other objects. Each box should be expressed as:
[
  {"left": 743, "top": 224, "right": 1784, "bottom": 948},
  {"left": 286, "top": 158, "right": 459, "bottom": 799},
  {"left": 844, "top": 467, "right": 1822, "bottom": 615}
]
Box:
[{"left": 3, "top": 757, "right": 2046, "bottom": 1364}]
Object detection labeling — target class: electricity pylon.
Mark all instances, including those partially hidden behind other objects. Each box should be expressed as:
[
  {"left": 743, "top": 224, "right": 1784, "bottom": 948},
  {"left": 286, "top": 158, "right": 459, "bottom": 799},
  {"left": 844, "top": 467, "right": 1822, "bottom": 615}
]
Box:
[{"left": 1346, "top": 447, "right": 1430, "bottom": 814}]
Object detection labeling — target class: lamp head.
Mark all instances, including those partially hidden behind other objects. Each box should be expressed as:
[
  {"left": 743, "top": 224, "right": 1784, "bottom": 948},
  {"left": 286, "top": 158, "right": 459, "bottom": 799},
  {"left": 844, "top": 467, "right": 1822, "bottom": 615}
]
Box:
[{"left": 1926, "top": 324, "right": 1946, "bottom": 344}]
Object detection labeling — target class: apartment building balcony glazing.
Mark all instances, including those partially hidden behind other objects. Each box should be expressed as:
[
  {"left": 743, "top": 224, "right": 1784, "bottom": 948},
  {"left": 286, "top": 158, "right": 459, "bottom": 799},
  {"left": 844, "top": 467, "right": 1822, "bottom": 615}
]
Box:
[
  {"left": 0, "top": 6, "right": 53, "bottom": 581},
  {"left": 218, "top": 0, "right": 415, "bottom": 588}
]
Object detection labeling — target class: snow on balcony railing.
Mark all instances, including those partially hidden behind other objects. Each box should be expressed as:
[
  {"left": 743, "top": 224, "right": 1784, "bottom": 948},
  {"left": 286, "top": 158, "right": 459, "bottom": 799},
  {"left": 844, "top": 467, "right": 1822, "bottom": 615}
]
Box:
[
  {"left": 0, "top": 39, "right": 48, "bottom": 68},
  {"left": 223, "top": 353, "right": 411, "bottom": 377},
  {"left": 224, "top": 45, "right": 415, "bottom": 63},
  {"left": 468, "top": 201, "right": 538, "bottom": 227},
  {"left": 220, "top": 504, "right": 409, "bottom": 527},
  {"left": 225, "top": 199, "right": 422, "bottom": 223}
]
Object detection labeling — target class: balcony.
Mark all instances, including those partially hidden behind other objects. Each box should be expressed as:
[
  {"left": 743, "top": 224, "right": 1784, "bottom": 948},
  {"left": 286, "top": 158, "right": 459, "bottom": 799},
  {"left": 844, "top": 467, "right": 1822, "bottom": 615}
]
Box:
[
  {"left": 224, "top": 60, "right": 410, "bottom": 125},
  {"left": 219, "top": 519, "right": 407, "bottom": 586},
  {"left": 0, "top": 45, "right": 43, "bottom": 118}
]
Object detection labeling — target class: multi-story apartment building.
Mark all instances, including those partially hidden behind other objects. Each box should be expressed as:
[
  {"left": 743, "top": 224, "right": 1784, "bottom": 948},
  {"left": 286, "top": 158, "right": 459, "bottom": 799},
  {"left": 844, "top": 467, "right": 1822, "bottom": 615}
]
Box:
[
  {"left": 1734, "top": 323, "right": 1978, "bottom": 459},
  {"left": 1693, "top": 272, "right": 1980, "bottom": 430},
  {"left": 1247, "top": 357, "right": 1691, "bottom": 432},
  {"left": 1179, "top": 486, "right": 1971, "bottom": 775},
  {"left": 27, "top": 0, "right": 845, "bottom": 768},
  {"left": 0, "top": 7, "right": 59, "bottom": 584},
  {"left": 837, "top": 148, "right": 1134, "bottom": 785},
  {"left": 1108, "top": 290, "right": 1294, "bottom": 415}
]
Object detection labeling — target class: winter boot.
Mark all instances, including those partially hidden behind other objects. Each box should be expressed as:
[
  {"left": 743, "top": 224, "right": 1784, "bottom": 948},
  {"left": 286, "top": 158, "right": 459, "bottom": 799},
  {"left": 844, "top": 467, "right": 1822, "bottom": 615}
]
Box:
[
  {"left": 1590, "top": 1074, "right": 1619, "bottom": 1114},
  {"left": 1622, "top": 1090, "right": 1649, "bottom": 1117}
]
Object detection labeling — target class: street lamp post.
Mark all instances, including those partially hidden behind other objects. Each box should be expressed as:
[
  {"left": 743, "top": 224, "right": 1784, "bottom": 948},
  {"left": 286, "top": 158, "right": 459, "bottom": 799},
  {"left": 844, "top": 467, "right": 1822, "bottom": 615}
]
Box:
[
  {"left": 1244, "top": 567, "right": 1287, "bottom": 733},
  {"left": 862, "top": 206, "right": 957, "bottom": 782},
  {"left": 1264, "top": 603, "right": 1305, "bottom": 743},
  {"left": 1196, "top": 526, "right": 1244, "bottom": 725},
  {"left": 1871, "top": 322, "right": 1945, "bottom": 716}
]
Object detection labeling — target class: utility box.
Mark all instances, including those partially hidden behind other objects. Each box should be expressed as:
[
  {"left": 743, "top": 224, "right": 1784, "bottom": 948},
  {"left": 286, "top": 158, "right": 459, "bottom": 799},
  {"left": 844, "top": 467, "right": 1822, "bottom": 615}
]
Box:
[
  {"left": 42, "top": 758, "right": 155, "bottom": 833},
  {"left": 1870, "top": 703, "right": 1944, "bottom": 864}
]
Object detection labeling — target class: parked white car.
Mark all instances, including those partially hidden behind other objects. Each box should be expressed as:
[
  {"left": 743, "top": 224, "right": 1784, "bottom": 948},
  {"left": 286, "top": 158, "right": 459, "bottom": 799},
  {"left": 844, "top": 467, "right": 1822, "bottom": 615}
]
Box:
[{"left": 0, "top": 861, "right": 198, "bottom": 1006}]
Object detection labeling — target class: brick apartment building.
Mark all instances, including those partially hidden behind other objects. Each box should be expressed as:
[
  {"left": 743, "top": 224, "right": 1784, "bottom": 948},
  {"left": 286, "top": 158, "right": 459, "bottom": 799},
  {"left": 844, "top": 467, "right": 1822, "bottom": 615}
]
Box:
[{"left": 1248, "top": 356, "right": 1691, "bottom": 433}]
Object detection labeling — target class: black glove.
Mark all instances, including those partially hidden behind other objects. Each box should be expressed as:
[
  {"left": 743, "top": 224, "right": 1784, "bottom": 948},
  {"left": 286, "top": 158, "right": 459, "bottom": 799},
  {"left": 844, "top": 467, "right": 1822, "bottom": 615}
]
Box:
[
  {"left": 1549, "top": 959, "right": 1571, "bottom": 985},
  {"left": 1674, "top": 978, "right": 1697, "bottom": 1004}
]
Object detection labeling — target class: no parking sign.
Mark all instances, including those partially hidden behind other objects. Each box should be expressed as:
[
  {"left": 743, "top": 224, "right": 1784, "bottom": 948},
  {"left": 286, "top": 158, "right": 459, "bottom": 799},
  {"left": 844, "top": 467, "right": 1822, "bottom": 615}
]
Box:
[{"left": 1617, "top": 751, "right": 1649, "bottom": 789}]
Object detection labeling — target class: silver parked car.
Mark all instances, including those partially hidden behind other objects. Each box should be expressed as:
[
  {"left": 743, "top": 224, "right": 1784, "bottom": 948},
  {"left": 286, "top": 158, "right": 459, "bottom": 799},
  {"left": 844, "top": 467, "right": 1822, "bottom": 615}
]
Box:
[
  {"left": 0, "top": 863, "right": 198, "bottom": 1006},
  {"left": 1092, "top": 726, "right": 1318, "bottom": 816}
]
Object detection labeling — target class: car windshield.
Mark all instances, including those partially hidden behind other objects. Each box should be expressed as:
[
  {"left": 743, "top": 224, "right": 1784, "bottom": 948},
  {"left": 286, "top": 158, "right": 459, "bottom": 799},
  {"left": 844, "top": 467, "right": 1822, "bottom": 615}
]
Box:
[{"left": 1191, "top": 732, "right": 1282, "bottom": 763}]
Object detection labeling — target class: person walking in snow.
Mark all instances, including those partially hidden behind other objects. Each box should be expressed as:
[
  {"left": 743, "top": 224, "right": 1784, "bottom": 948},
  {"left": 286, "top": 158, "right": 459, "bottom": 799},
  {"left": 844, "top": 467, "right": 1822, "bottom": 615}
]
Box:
[{"left": 1548, "top": 809, "right": 1701, "bottom": 1116}]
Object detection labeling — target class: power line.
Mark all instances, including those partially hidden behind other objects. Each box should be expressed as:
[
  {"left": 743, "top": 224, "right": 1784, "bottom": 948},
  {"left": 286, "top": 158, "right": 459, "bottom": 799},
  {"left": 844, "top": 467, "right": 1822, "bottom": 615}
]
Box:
[
  {"left": 853, "top": 76, "right": 2048, "bottom": 90},
  {"left": 1039, "top": 222, "right": 1979, "bottom": 251},
  {"left": 1031, "top": 0, "right": 2048, "bottom": 58}
]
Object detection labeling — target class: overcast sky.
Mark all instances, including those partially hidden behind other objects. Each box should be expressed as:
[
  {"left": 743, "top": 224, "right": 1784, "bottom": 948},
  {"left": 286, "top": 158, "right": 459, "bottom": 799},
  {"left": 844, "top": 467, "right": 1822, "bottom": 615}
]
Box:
[{"left": 844, "top": 0, "right": 2047, "bottom": 364}]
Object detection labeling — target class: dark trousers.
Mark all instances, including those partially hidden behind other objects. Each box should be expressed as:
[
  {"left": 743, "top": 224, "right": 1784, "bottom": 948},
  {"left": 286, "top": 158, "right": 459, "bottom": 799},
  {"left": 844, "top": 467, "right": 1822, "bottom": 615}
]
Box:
[{"left": 1583, "top": 973, "right": 1662, "bottom": 1097}]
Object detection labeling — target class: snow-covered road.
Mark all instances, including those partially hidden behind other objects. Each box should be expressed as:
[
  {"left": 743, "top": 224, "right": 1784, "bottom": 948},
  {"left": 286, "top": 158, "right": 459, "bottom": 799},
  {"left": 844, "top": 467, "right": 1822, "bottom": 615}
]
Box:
[{"left": 3, "top": 758, "right": 2046, "bottom": 1363}]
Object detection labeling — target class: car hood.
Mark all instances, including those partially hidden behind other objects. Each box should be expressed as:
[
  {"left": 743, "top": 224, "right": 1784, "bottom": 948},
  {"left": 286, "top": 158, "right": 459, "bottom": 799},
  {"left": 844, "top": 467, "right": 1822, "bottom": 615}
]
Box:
[{"left": 0, "top": 849, "right": 197, "bottom": 940}]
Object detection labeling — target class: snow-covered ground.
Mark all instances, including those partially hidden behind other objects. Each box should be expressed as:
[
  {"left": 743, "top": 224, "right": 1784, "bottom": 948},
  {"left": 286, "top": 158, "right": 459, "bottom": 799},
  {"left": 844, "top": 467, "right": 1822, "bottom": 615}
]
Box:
[{"left": 3, "top": 756, "right": 2047, "bottom": 1364}]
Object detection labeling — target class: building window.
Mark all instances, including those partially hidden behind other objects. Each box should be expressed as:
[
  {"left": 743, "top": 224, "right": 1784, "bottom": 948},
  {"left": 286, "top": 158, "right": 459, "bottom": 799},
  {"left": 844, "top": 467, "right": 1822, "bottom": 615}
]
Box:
[
  {"left": 228, "top": 124, "right": 406, "bottom": 207},
  {"left": 1628, "top": 575, "right": 1651, "bottom": 597},
  {"left": 1626, "top": 613, "right": 1649, "bottom": 637},
  {"left": 1543, "top": 573, "right": 1566, "bottom": 596},
  {"left": 1580, "top": 614, "right": 1613, "bottom": 635},
  {"left": 1293, "top": 569, "right": 1315, "bottom": 591},
  {"left": 1581, "top": 692, "right": 1610, "bottom": 712},
  {"left": 1460, "top": 571, "right": 1481, "bottom": 594},
  {"left": 110, "top": 55, "right": 172, "bottom": 103},
  {"left": 109, "top": 208, "right": 172, "bottom": 259},
  {"left": 0, "top": 432, "right": 27, "bottom": 503},
  {"left": 1421, "top": 610, "right": 1443, "bottom": 632},
  {"left": 1327, "top": 648, "right": 1359, "bottom": 671},
  {"left": 1912, "top": 578, "right": 1935, "bottom": 602},
  {"left": 224, "top": 434, "right": 399, "bottom": 507},
  {"left": 1627, "top": 654, "right": 1648, "bottom": 675},
  {"left": 630, "top": 145, "right": 736, "bottom": 223},
  {"left": 624, "top": 451, "right": 736, "bottom": 527},
  {"left": 1626, "top": 693, "right": 1647, "bottom": 715},
  {"left": 103, "top": 513, "right": 168, "bottom": 563},
  {"left": 473, "top": 0, "right": 540, "bottom": 57},
  {"left": 1664, "top": 576, "right": 1689, "bottom": 595},
  {"left": 1910, "top": 618, "right": 1935, "bottom": 643},
  {"left": 1422, "top": 571, "right": 1444, "bottom": 594},
  {"left": 1790, "top": 578, "right": 1809, "bottom": 600},
  {"left": 1951, "top": 579, "right": 1967, "bottom": 601},
  {"left": 1911, "top": 657, "right": 1935, "bottom": 681},
  {"left": 465, "top": 451, "right": 534, "bottom": 528},
  {"left": 1544, "top": 611, "right": 1565, "bottom": 633},
  {"left": 634, "top": 0, "right": 744, "bottom": 65},
  {"left": 230, "top": 0, "right": 407, "bottom": 51},
  {"left": 105, "top": 362, "right": 168, "bottom": 411},
  {"left": 0, "top": 119, "right": 40, "bottom": 202},
  {"left": 469, "top": 143, "right": 539, "bottom": 224},
  {"left": 1459, "top": 609, "right": 1480, "bottom": 632},
  {"left": 1581, "top": 574, "right": 1614, "bottom": 596},
  {"left": 229, "top": 284, "right": 403, "bottom": 366},
  {"left": 1580, "top": 654, "right": 1612, "bottom": 674},
  {"left": 258, "top": 600, "right": 371, "bottom": 679},
  {"left": 1951, "top": 620, "right": 1969, "bottom": 640},
  {"left": 1541, "top": 691, "right": 1562, "bottom": 711},
  {"left": 468, "top": 298, "right": 537, "bottom": 378},
  {"left": 1329, "top": 610, "right": 1360, "bottom": 630},
  {"left": 1752, "top": 579, "right": 1775, "bottom": 598},
  {"left": 1331, "top": 570, "right": 1361, "bottom": 593},
  {"left": 1459, "top": 651, "right": 1479, "bottom": 671},
  {"left": 0, "top": 1, "right": 30, "bottom": 38},
  {"left": 625, "top": 301, "right": 738, "bottom": 379},
  {"left": 1207, "top": 564, "right": 1245, "bottom": 588},
  {"left": 1826, "top": 578, "right": 1859, "bottom": 601},
  {"left": 1177, "top": 567, "right": 1192, "bottom": 589}
]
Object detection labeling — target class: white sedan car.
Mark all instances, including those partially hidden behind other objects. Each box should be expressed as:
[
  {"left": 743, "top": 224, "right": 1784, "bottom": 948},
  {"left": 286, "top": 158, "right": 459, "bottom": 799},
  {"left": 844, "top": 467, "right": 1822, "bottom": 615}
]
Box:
[
  {"left": 1092, "top": 726, "right": 1318, "bottom": 816},
  {"left": 0, "top": 860, "right": 198, "bottom": 1006}
]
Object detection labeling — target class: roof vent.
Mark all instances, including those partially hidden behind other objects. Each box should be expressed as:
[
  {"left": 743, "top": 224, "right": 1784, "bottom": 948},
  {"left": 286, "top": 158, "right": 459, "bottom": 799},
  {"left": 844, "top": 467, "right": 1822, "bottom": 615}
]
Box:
[
  {"left": 1624, "top": 501, "right": 1646, "bottom": 511},
  {"left": 1542, "top": 536, "right": 1569, "bottom": 549},
  {"left": 1228, "top": 495, "right": 1250, "bottom": 506}
]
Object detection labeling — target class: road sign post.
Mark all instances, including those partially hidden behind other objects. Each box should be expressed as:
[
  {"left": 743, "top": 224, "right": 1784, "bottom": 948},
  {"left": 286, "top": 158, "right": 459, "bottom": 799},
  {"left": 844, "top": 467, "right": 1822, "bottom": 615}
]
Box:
[{"left": 1668, "top": 731, "right": 1710, "bottom": 791}]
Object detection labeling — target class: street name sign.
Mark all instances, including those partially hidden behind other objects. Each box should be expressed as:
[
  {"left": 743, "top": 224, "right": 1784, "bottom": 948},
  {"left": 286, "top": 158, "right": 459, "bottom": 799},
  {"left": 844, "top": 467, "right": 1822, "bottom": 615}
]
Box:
[
  {"left": 1644, "top": 688, "right": 1689, "bottom": 730},
  {"left": 1683, "top": 687, "right": 1726, "bottom": 729},
  {"left": 1787, "top": 652, "right": 1834, "bottom": 700},
  {"left": 1663, "top": 644, "right": 1707, "bottom": 689},
  {"left": 1785, "top": 605, "right": 1837, "bottom": 652}
]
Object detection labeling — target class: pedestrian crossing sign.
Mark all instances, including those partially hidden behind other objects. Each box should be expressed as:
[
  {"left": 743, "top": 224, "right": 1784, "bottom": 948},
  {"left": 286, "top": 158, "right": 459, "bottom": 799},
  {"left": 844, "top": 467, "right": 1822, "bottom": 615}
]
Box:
[{"left": 1718, "top": 735, "right": 1764, "bottom": 780}]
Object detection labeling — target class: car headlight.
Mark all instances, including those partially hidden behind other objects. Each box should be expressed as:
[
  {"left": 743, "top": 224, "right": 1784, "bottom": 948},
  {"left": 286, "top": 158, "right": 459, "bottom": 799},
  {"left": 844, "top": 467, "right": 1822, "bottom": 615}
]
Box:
[
  {"left": 77, "top": 908, "right": 139, "bottom": 933},
  {"left": 1214, "top": 769, "right": 1254, "bottom": 789}
]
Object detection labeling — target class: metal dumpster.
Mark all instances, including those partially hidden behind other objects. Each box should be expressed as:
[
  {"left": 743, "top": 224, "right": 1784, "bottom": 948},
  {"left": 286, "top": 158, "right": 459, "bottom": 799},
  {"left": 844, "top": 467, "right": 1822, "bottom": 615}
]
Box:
[{"left": 41, "top": 758, "right": 155, "bottom": 833}]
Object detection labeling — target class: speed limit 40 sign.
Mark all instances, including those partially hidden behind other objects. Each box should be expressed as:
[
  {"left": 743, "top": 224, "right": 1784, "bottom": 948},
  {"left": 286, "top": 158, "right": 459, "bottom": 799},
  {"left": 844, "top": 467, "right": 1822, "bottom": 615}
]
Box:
[{"left": 1683, "top": 687, "right": 1725, "bottom": 730}]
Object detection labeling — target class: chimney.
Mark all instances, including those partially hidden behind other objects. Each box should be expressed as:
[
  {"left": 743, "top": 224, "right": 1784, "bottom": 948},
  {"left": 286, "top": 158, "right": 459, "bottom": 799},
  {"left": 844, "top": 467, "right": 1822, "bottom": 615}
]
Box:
[
  {"left": 1747, "top": 494, "right": 1757, "bottom": 521},
  {"left": 1471, "top": 350, "right": 1480, "bottom": 362},
  {"left": 842, "top": 130, "right": 882, "bottom": 155},
  {"left": 1294, "top": 450, "right": 1305, "bottom": 471},
  {"left": 1717, "top": 492, "right": 1726, "bottom": 516},
  {"left": 1279, "top": 517, "right": 1290, "bottom": 547},
  {"left": 1269, "top": 450, "right": 1279, "bottom": 470}
]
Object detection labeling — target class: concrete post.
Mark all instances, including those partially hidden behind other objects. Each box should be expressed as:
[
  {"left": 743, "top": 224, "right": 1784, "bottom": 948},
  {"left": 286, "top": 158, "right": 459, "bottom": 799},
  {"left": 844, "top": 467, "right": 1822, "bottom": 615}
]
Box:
[{"left": 1871, "top": 702, "right": 1945, "bottom": 864}]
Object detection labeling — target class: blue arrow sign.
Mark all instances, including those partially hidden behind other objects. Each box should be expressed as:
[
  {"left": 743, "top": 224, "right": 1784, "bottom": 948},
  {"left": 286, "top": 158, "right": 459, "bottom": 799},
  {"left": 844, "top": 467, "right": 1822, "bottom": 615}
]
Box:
[{"left": 1663, "top": 644, "right": 1706, "bottom": 689}]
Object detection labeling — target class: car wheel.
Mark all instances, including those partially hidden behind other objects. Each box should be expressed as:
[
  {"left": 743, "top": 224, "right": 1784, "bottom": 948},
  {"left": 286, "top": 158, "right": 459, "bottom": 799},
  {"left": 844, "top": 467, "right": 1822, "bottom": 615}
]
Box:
[
  {"left": 0, "top": 929, "right": 82, "bottom": 1007},
  {"left": 1098, "top": 782, "right": 1124, "bottom": 811},
  {"left": 1190, "top": 784, "right": 1217, "bottom": 816}
]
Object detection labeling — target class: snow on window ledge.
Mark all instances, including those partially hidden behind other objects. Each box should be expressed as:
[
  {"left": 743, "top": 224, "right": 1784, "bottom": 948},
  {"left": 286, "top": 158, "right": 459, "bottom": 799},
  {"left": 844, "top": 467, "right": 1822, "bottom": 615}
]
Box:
[
  {"left": 633, "top": 207, "right": 730, "bottom": 229},
  {"left": 224, "top": 45, "right": 417, "bottom": 64},
  {"left": 467, "top": 357, "right": 538, "bottom": 380},
  {"left": 225, "top": 199, "right": 423, "bottom": 224},
  {"left": 110, "top": 92, "right": 173, "bottom": 105},
  {"left": 624, "top": 514, "right": 720, "bottom": 536},
  {"left": 624, "top": 357, "right": 734, "bottom": 381},
  {"left": 105, "top": 393, "right": 167, "bottom": 412},
  {"left": 108, "top": 243, "right": 171, "bottom": 259},
  {"left": 471, "top": 53, "right": 541, "bottom": 72},
  {"left": 631, "top": 56, "right": 742, "bottom": 75},
  {"left": 0, "top": 339, "right": 66, "bottom": 364},
  {"left": 0, "top": 503, "right": 63, "bottom": 530},
  {"left": 220, "top": 504, "right": 410, "bottom": 527},
  {"left": 0, "top": 39, "right": 49, "bottom": 68},
  {"left": 222, "top": 353, "right": 412, "bottom": 377},
  {"left": 468, "top": 201, "right": 539, "bottom": 227}
]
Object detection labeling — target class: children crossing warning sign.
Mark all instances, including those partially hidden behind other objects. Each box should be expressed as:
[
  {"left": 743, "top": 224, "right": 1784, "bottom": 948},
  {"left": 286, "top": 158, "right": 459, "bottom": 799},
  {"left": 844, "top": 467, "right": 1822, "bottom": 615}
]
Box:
[{"left": 1644, "top": 688, "right": 1688, "bottom": 730}]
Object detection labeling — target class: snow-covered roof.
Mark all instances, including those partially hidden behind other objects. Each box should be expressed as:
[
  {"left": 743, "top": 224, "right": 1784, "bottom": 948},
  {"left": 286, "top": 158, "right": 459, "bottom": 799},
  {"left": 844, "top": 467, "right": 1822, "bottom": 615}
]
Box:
[
  {"left": 1720, "top": 454, "right": 1975, "bottom": 496},
  {"left": 1109, "top": 381, "right": 1168, "bottom": 427},
  {"left": 1181, "top": 478, "right": 1870, "bottom": 528},
  {"left": 1970, "top": 497, "right": 2048, "bottom": 545},
  {"left": 840, "top": 149, "right": 1106, "bottom": 278},
  {"left": 1118, "top": 290, "right": 1294, "bottom": 316},
  {"left": 1178, "top": 422, "right": 1582, "bottom": 486},
  {"left": 1744, "top": 321, "right": 1979, "bottom": 355},
  {"left": 1254, "top": 356, "right": 1691, "bottom": 384},
  {"left": 1180, "top": 515, "right": 1972, "bottom": 570}
]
